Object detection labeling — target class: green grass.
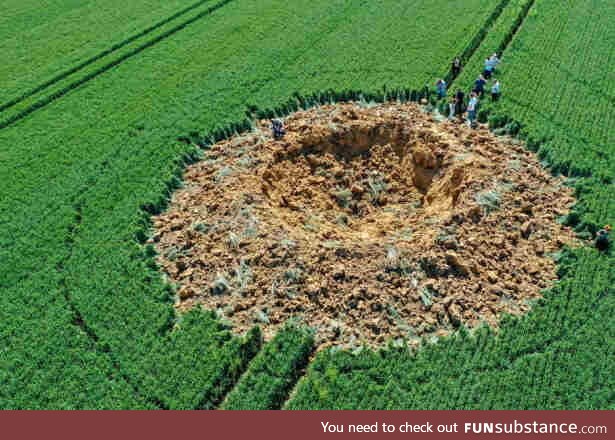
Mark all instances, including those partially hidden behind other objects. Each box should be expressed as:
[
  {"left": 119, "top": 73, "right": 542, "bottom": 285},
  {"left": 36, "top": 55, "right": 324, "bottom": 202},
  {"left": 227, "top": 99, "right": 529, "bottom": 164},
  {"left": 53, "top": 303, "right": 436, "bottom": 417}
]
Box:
[
  {"left": 1, "top": 0, "right": 216, "bottom": 106},
  {"left": 0, "top": 273, "right": 152, "bottom": 409},
  {"left": 0, "top": 0, "right": 230, "bottom": 127},
  {"left": 0, "top": 0, "right": 501, "bottom": 408},
  {"left": 1, "top": 0, "right": 612, "bottom": 410},
  {"left": 221, "top": 326, "right": 314, "bottom": 410},
  {"left": 458, "top": 0, "right": 614, "bottom": 233}
]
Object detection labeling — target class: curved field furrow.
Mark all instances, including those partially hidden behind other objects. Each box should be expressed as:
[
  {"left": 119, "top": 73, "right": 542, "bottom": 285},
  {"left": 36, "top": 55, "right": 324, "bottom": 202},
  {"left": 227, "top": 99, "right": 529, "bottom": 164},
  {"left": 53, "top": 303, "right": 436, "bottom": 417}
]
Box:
[{"left": 1, "top": 0, "right": 503, "bottom": 408}]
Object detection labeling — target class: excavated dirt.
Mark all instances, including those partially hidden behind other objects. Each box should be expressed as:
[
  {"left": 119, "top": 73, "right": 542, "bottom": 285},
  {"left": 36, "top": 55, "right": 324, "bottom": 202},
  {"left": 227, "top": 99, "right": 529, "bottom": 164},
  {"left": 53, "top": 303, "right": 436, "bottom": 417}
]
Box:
[{"left": 152, "top": 102, "right": 576, "bottom": 350}]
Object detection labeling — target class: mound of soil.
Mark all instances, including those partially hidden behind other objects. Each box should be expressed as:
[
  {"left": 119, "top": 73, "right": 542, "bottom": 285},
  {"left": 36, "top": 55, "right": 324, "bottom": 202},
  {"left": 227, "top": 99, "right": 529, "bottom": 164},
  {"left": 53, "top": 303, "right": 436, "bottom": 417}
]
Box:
[{"left": 152, "top": 102, "right": 575, "bottom": 349}]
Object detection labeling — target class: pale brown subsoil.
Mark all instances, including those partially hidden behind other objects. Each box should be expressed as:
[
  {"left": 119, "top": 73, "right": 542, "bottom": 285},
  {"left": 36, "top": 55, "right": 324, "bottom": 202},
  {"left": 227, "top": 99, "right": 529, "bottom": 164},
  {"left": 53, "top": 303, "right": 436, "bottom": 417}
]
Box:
[{"left": 152, "top": 102, "right": 576, "bottom": 349}]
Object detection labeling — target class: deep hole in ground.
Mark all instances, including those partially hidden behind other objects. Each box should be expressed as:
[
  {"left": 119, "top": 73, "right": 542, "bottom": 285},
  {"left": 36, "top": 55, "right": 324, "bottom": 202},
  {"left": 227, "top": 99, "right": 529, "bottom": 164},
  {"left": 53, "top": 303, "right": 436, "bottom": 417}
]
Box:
[{"left": 152, "top": 102, "right": 576, "bottom": 350}]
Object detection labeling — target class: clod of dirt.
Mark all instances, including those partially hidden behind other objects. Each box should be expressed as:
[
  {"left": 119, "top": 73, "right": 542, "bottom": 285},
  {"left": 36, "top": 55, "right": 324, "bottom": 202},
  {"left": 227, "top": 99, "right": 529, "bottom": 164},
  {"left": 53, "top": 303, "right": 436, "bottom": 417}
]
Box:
[{"left": 152, "top": 102, "right": 576, "bottom": 350}]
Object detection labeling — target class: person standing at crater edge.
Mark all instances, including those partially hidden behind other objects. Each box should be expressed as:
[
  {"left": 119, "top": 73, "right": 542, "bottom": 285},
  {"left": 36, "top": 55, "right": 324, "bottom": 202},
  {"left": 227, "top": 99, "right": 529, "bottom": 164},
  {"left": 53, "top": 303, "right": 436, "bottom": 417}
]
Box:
[
  {"left": 455, "top": 89, "right": 466, "bottom": 119},
  {"left": 449, "top": 96, "right": 457, "bottom": 120},
  {"left": 271, "top": 118, "right": 286, "bottom": 139},
  {"left": 467, "top": 92, "right": 479, "bottom": 127},
  {"left": 595, "top": 225, "right": 611, "bottom": 251},
  {"left": 436, "top": 79, "right": 447, "bottom": 99}
]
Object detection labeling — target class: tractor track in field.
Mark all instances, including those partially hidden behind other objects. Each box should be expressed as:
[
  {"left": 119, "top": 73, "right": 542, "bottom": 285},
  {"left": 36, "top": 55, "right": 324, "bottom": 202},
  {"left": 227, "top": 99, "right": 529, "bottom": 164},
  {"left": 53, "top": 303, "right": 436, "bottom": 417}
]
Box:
[
  {"left": 0, "top": 0, "right": 235, "bottom": 131},
  {"left": 499, "top": 0, "right": 537, "bottom": 58},
  {"left": 450, "top": 0, "right": 537, "bottom": 91},
  {"left": 448, "top": 0, "right": 538, "bottom": 96},
  {"left": 53, "top": 149, "right": 261, "bottom": 410},
  {"left": 56, "top": 158, "right": 168, "bottom": 410},
  {"left": 0, "top": 0, "right": 219, "bottom": 114},
  {"left": 279, "top": 355, "right": 313, "bottom": 410},
  {"left": 446, "top": 0, "right": 512, "bottom": 84}
]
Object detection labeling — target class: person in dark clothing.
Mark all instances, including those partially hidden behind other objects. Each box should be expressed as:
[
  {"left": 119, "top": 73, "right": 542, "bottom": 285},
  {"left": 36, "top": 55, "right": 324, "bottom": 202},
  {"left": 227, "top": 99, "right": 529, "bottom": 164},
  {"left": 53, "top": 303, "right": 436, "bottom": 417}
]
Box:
[
  {"left": 271, "top": 118, "right": 285, "bottom": 139},
  {"left": 454, "top": 89, "right": 465, "bottom": 118},
  {"left": 473, "top": 75, "right": 487, "bottom": 96},
  {"left": 595, "top": 225, "right": 611, "bottom": 251},
  {"left": 451, "top": 57, "right": 462, "bottom": 77}
]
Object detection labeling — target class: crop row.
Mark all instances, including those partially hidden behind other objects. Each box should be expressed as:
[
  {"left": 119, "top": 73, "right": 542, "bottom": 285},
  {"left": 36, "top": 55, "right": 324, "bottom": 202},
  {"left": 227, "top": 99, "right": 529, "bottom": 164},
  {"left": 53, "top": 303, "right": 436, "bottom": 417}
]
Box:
[
  {"left": 458, "top": 0, "right": 614, "bottom": 236},
  {"left": 1, "top": 0, "right": 219, "bottom": 109},
  {"left": 221, "top": 325, "right": 314, "bottom": 410},
  {"left": 443, "top": 0, "right": 511, "bottom": 83},
  {"left": 452, "top": 0, "right": 535, "bottom": 90},
  {"left": 0, "top": 0, "right": 502, "bottom": 408},
  {"left": 0, "top": 0, "right": 231, "bottom": 129}
]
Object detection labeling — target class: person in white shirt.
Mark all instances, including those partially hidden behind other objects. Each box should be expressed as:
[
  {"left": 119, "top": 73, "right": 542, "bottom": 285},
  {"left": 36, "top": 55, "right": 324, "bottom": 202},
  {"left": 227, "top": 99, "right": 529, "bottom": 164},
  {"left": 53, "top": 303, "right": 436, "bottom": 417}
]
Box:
[
  {"left": 483, "top": 57, "right": 494, "bottom": 79},
  {"left": 490, "top": 53, "right": 500, "bottom": 71},
  {"left": 491, "top": 80, "right": 501, "bottom": 102},
  {"left": 467, "top": 92, "right": 479, "bottom": 126}
]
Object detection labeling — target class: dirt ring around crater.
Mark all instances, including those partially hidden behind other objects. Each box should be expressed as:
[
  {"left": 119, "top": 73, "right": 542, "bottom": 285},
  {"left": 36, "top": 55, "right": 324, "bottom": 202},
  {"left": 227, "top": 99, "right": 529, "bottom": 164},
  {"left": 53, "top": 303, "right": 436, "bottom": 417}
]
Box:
[{"left": 152, "top": 102, "right": 576, "bottom": 350}]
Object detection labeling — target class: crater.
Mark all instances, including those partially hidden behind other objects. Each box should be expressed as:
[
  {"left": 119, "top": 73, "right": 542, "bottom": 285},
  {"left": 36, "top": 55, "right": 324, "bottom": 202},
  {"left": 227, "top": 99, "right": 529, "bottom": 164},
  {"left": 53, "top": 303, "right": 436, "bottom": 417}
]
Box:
[{"left": 151, "top": 102, "right": 576, "bottom": 350}]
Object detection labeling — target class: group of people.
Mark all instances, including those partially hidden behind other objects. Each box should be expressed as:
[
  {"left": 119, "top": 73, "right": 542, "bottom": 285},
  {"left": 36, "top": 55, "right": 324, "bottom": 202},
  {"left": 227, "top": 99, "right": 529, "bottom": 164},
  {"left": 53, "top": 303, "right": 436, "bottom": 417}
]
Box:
[
  {"left": 442, "top": 87, "right": 482, "bottom": 127},
  {"left": 440, "top": 57, "right": 612, "bottom": 252},
  {"left": 476, "top": 52, "right": 501, "bottom": 101},
  {"left": 435, "top": 53, "right": 503, "bottom": 127},
  {"left": 265, "top": 79, "right": 612, "bottom": 252}
]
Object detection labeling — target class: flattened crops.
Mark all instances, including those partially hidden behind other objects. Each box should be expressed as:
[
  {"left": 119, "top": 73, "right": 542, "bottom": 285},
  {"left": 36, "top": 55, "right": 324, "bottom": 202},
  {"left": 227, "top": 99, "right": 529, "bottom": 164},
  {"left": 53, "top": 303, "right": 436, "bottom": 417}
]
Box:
[{"left": 0, "top": 0, "right": 612, "bottom": 409}]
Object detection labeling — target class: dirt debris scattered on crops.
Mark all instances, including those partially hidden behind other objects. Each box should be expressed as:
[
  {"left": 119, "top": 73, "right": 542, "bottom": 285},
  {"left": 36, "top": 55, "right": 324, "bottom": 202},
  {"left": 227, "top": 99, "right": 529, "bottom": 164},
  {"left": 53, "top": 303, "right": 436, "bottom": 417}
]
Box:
[{"left": 152, "top": 102, "right": 576, "bottom": 350}]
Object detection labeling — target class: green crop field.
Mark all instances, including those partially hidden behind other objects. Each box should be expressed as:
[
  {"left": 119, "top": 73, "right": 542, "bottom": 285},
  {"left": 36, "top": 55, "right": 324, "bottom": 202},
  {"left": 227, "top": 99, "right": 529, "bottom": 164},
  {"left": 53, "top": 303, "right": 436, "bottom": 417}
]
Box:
[
  {"left": 1, "top": 1, "right": 216, "bottom": 105},
  {"left": 0, "top": 0, "right": 612, "bottom": 410}
]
